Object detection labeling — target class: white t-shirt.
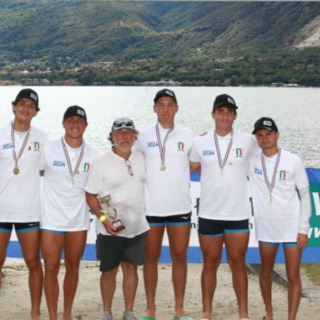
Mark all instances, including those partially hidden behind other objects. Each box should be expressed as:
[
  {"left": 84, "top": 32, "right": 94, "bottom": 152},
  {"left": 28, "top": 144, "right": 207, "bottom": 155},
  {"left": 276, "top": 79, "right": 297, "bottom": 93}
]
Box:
[
  {"left": 85, "top": 149, "right": 149, "bottom": 238},
  {"left": 248, "top": 149, "right": 310, "bottom": 242},
  {"left": 40, "top": 137, "right": 100, "bottom": 231},
  {"left": 135, "top": 123, "right": 195, "bottom": 216},
  {"left": 0, "top": 122, "right": 48, "bottom": 222},
  {"left": 189, "top": 129, "right": 260, "bottom": 221}
]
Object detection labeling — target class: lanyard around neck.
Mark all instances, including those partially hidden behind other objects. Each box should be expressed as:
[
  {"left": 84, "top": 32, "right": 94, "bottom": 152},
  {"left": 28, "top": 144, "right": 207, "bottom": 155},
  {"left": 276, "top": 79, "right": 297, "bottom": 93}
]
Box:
[
  {"left": 155, "top": 123, "right": 174, "bottom": 171},
  {"left": 61, "top": 137, "right": 85, "bottom": 186}
]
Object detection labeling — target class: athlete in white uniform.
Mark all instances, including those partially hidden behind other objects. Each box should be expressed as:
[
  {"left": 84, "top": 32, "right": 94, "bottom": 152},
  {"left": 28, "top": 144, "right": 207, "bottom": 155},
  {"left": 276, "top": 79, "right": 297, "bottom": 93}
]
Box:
[
  {"left": 40, "top": 106, "right": 99, "bottom": 320},
  {"left": 135, "top": 89, "right": 195, "bottom": 320},
  {"left": 0, "top": 89, "right": 47, "bottom": 320},
  {"left": 86, "top": 118, "right": 149, "bottom": 320},
  {"left": 248, "top": 117, "right": 311, "bottom": 320},
  {"left": 189, "top": 94, "right": 259, "bottom": 320}
]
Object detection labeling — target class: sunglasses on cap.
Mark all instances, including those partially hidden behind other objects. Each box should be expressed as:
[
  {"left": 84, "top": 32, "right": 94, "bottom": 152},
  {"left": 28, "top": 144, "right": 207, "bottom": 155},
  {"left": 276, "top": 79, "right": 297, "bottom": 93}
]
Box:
[
  {"left": 114, "top": 120, "right": 134, "bottom": 128},
  {"left": 112, "top": 118, "right": 135, "bottom": 132}
]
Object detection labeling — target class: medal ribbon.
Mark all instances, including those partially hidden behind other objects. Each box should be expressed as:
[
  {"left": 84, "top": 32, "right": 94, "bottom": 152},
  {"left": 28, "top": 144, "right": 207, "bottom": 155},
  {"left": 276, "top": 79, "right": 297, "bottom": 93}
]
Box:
[
  {"left": 61, "top": 137, "right": 85, "bottom": 184},
  {"left": 11, "top": 124, "right": 31, "bottom": 170},
  {"left": 261, "top": 149, "right": 281, "bottom": 200},
  {"left": 214, "top": 130, "right": 233, "bottom": 172},
  {"left": 155, "top": 124, "right": 174, "bottom": 167}
]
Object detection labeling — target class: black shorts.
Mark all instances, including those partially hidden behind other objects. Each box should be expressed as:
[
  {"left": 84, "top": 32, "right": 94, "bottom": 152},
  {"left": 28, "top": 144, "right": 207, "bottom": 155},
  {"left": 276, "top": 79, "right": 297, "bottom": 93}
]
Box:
[
  {"left": 146, "top": 212, "right": 192, "bottom": 226},
  {"left": 198, "top": 218, "right": 249, "bottom": 237},
  {"left": 0, "top": 222, "right": 40, "bottom": 234},
  {"left": 96, "top": 232, "right": 147, "bottom": 272}
]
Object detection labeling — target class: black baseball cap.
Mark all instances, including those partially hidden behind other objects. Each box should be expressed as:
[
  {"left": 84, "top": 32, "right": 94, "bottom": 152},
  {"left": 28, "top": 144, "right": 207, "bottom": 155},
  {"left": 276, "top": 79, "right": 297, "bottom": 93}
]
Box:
[
  {"left": 154, "top": 88, "right": 177, "bottom": 104},
  {"left": 213, "top": 94, "right": 238, "bottom": 111},
  {"left": 252, "top": 117, "right": 278, "bottom": 134},
  {"left": 13, "top": 89, "right": 39, "bottom": 110},
  {"left": 63, "top": 106, "right": 87, "bottom": 122}
]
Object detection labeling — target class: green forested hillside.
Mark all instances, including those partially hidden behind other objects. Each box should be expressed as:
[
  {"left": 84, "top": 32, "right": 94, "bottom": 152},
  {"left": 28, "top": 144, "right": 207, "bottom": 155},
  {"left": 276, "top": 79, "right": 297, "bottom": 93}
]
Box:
[{"left": 1, "top": 1, "right": 320, "bottom": 62}]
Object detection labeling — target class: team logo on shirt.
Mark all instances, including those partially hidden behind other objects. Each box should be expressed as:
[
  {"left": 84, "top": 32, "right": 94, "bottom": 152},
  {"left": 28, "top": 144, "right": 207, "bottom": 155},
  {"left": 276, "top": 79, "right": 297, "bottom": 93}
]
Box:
[
  {"left": 53, "top": 160, "right": 66, "bottom": 167},
  {"left": 203, "top": 150, "right": 215, "bottom": 156},
  {"left": 176, "top": 142, "right": 185, "bottom": 151},
  {"left": 83, "top": 163, "right": 90, "bottom": 172},
  {"left": 2, "top": 143, "right": 14, "bottom": 149},
  {"left": 234, "top": 148, "right": 244, "bottom": 158},
  {"left": 279, "top": 170, "right": 288, "bottom": 180},
  {"left": 27, "top": 141, "right": 41, "bottom": 151},
  {"left": 254, "top": 167, "right": 262, "bottom": 175},
  {"left": 33, "top": 142, "right": 40, "bottom": 151},
  {"left": 147, "top": 141, "right": 158, "bottom": 148}
]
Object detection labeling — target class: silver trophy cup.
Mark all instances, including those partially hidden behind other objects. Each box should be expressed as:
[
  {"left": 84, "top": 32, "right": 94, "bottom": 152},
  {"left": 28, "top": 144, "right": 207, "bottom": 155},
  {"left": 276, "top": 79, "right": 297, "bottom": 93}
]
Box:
[{"left": 99, "top": 195, "right": 125, "bottom": 232}]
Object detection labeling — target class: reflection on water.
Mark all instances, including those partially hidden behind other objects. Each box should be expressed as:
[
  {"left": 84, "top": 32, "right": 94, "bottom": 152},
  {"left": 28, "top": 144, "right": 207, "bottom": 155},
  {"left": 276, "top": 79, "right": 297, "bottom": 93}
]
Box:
[{"left": 1, "top": 86, "right": 319, "bottom": 167}]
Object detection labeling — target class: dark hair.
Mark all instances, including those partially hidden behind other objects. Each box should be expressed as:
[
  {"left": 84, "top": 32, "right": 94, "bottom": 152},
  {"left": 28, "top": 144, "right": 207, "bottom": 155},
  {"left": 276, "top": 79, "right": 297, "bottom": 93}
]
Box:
[
  {"left": 212, "top": 105, "right": 237, "bottom": 114},
  {"left": 12, "top": 100, "right": 40, "bottom": 113}
]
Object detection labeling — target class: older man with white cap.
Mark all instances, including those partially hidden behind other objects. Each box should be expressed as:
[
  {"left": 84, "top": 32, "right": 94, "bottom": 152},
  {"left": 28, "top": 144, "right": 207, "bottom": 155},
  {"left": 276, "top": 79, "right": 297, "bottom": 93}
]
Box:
[{"left": 86, "top": 117, "right": 149, "bottom": 320}]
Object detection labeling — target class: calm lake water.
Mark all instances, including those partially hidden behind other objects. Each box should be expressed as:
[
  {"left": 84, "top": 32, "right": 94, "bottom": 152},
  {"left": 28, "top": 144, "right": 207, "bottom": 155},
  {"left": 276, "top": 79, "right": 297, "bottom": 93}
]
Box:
[{"left": 1, "top": 86, "right": 319, "bottom": 167}]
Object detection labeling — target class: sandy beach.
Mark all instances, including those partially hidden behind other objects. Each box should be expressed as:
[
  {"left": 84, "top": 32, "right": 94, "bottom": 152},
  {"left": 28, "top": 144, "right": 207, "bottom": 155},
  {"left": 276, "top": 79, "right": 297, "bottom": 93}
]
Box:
[{"left": 1, "top": 259, "right": 319, "bottom": 320}]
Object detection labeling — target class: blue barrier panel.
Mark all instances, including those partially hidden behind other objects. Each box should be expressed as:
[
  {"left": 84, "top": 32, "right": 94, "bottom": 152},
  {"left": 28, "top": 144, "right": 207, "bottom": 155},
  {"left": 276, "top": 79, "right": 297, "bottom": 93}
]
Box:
[{"left": 5, "top": 168, "right": 320, "bottom": 263}]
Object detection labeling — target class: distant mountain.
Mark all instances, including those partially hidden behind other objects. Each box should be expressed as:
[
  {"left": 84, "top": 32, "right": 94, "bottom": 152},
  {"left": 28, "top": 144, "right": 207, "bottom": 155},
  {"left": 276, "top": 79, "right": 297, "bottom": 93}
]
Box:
[{"left": 1, "top": 1, "right": 320, "bottom": 62}]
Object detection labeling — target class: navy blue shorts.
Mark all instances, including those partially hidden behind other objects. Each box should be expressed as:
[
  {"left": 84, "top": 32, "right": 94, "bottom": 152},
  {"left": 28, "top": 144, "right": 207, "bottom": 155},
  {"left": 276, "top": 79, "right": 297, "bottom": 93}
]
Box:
[
  {"left": 198, "top": 217, "right": 249, "bottom": 237},
  {"left": 0, "top": 222, "right": 40, "bottom": 234},
  {"left": 147, "top": 212, "right": 192, "bottom": 227}
]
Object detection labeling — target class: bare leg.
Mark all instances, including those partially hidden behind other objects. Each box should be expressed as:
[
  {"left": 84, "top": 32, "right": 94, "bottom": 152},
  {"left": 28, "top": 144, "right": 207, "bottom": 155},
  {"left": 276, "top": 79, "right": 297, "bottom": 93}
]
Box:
[
  {"left": 100, "top": 266, "right": 119, "bottom": 313},
  {"left": 167, "top": 224, "right": 191, "bottom": 317},
  {"left": 199, "top": 234, "right": 223, "bottom": 319},
  {"left": 63, "top": 231, "right": 87, "bottom": 320},
  {"left": 18, "top": 229, "right": 43, "bottom": 320},
  {"left": 0, "top": 231, "right": 11, "bottom": 292},
  {"left": 224, "top": 232, "right": 250, "bottom": 319},
  {"left": 142, "top": 226, "right": 165, "bottom": 317},
  {"left": 121, "top": 261, "right": 138, "bottom": 312},
  {"left": 259, "top": 242, "right": 278, "bottom": 320},
  {"left": 41, "top": 232, "right": 65, "bottom": 320},
  {"left": 284, "top": 245, "right": 303, "bottom": 320}
]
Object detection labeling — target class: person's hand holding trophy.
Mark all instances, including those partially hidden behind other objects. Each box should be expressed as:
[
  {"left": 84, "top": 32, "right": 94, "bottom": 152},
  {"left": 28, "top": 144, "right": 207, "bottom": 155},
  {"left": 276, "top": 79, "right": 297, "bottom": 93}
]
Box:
[{"left": 99, "top": 195, "right": 125, "bottom": 235}]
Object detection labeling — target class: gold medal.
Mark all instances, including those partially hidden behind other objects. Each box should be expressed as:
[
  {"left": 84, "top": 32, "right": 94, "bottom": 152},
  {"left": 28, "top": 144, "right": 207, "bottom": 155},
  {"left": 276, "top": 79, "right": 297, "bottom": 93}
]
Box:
[
  {"left": 160, "top": 164, "right": 166, "bottom": 171},
  {"left": 11, "top": 125, "right": 30, "bottom": 178}
]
